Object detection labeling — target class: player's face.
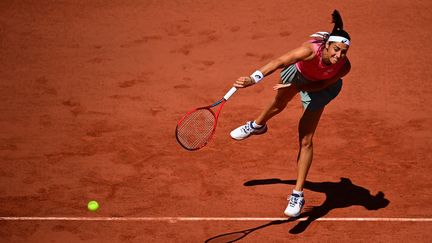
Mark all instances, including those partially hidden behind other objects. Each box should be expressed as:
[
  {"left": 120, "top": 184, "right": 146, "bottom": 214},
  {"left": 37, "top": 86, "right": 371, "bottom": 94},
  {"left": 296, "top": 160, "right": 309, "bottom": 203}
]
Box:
[{"left": 323, "top": 42, "right": 349, "bottom": 65}]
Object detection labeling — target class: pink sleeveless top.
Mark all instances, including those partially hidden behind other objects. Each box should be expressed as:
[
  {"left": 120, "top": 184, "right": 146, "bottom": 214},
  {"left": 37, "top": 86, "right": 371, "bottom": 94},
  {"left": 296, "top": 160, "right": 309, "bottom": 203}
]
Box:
[{"left": 295, "top": 41, "right": 347, "bottom": 81}]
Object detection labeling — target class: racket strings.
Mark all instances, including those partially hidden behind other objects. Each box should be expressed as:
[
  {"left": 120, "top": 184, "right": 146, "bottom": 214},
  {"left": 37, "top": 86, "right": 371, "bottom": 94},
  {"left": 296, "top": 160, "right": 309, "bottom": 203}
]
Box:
[{"left": 176, "top": 109, "right": 216, "bottom": 150}]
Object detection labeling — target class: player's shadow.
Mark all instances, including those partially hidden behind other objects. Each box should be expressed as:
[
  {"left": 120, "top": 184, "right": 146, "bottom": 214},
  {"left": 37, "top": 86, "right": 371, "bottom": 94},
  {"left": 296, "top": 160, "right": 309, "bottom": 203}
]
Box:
[{"left": 205, "top": 177, "right": 389, "bottom": 242}]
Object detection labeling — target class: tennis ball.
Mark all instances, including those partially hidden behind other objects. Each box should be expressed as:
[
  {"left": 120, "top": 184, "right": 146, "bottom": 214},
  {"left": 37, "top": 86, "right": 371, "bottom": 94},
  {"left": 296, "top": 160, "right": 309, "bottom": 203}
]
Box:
[{"left": 87, "top": 200, "right": 99, "bottom": 212}]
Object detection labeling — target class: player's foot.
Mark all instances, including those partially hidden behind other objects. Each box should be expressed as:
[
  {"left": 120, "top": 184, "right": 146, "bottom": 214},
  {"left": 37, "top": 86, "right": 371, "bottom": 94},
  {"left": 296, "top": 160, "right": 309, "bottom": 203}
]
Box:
[
  {"left": 284, "top": 193, "right": 305, "bottom": 217},
  {"left": 230, "top": 121, "right": 267, "bottom": 140}
]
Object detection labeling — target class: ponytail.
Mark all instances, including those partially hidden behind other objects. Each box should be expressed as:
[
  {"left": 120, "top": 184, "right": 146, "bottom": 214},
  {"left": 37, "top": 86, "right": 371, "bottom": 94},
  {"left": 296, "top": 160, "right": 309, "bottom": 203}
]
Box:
[
  {"left": 331, "top": 10, "right": 344, "bottom": 33},
  {"left": 330, "top": 10, "right": 350, "bottom": 41},
  {"left": 309, "top": 10, "right": 351, "bottom": 46}
]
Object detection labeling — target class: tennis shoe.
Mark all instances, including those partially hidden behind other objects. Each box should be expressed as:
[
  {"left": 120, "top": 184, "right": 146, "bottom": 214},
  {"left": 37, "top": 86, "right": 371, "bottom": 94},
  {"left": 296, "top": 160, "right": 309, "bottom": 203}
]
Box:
[
  {"left": 230, "top": 121, "right": 267, "bottom": 140},
  {"left": 284, "top": 193, "right": 305, "bottom": 217}
]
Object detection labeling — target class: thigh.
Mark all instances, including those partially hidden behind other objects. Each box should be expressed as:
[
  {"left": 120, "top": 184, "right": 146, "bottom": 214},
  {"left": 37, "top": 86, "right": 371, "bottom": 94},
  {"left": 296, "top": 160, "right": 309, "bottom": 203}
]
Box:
[
  {"left": 300, "top": 79, "right": 343, "bottom": 111},
  {"left": 298, "top": 108, "right": 324, "bottom": 138},
  {"left": 274, "top": 85, "right": 298, "bottom": 105}
]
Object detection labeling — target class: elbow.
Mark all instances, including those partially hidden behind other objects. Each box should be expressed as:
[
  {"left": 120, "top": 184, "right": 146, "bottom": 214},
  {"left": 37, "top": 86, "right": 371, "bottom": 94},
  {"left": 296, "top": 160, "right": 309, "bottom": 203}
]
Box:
[{"left": 273, "top": 58, "right": 287, "bottom": 69}]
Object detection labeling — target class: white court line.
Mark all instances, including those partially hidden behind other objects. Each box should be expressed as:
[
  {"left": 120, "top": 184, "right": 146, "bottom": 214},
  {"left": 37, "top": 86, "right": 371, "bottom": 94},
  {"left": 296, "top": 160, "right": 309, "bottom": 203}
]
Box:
[{"left": 1, "top": 217, "right": 432, "bottom": 222}]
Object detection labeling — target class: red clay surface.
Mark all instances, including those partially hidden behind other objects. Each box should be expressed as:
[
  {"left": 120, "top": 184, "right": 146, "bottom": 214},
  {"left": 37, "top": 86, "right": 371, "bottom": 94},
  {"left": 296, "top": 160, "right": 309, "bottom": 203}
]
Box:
[{"left": 1, "top": 0, "right": 432, "bottom": 242}]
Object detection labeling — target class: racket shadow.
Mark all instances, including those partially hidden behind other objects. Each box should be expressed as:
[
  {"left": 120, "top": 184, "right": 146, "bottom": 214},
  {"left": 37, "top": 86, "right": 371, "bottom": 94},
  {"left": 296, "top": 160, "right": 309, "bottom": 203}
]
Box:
[{"left": 205, "top": 219, "right": 295, "bottom": 243}]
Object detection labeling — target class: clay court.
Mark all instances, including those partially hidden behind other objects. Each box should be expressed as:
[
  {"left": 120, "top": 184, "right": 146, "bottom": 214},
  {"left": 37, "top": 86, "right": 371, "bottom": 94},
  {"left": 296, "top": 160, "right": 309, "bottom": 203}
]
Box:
[{"left": 1, "top": 0, "right": 431, "bottom": 242}]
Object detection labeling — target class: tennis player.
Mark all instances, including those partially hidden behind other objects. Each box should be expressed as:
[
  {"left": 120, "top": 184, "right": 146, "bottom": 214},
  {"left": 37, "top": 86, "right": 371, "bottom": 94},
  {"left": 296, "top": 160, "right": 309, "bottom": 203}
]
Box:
[{"left": 230, "top": 10, "right": 351, "bottom": 217}]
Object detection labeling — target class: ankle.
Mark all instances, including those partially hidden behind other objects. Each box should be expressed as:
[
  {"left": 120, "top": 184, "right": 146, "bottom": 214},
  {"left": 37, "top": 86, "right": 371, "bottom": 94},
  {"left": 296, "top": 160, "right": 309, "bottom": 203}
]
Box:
[
  {"left": 292, "top": 189, "right": 303, "bottom": 196},
  {"left": 252, "top": 121, "right": 264, "bottom": 128}
]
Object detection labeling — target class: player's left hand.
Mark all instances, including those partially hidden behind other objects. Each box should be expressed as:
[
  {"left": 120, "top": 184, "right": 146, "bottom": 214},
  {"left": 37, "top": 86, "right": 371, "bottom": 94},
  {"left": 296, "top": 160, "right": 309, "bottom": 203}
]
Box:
[{"left": 273, "top": 83, "right": 292, "bottom": 90}]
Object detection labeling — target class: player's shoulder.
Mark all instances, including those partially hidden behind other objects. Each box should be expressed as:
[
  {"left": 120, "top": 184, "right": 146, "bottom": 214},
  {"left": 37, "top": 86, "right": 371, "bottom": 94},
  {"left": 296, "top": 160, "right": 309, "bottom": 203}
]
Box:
[
  {"left": 302, "top": 39, "right": 323, "bottom": 47},
  {"left": 299, "top": 41, "right": 318, "bottom": 60},
  {"left": 300, "top": 40, "right": 315, "bottom": 49}
]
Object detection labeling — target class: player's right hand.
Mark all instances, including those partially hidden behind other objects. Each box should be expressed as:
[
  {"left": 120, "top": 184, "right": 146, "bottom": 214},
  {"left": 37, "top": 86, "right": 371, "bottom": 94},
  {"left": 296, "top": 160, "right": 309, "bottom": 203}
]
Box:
[{"left": 233, "top": 76, "right": 255, "bottom": 88}]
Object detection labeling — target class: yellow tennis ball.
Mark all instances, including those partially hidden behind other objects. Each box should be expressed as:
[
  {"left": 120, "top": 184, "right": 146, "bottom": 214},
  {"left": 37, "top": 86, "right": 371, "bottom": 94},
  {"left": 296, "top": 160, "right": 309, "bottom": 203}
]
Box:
[{"left": 87, "top": 200, "right": 99, "bottom": 211}]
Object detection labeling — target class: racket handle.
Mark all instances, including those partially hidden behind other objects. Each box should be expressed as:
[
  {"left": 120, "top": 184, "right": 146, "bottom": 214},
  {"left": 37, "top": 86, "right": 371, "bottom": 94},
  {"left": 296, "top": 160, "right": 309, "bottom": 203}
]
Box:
[{"left": 223, "top": 87, "right": 237, "bottom": 101}]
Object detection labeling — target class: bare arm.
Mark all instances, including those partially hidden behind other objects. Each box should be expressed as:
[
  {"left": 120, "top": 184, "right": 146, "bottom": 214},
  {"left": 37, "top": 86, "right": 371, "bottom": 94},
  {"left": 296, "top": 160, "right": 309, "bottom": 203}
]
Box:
[
  {"left": 233, "top": 42, "right": 315, "bottom": 88},
  {"left": 294, "top": 59, "right": 351, "bottom": 92},
  {"left": 258, "top": 43, "right": 315, "bottom": 76}
]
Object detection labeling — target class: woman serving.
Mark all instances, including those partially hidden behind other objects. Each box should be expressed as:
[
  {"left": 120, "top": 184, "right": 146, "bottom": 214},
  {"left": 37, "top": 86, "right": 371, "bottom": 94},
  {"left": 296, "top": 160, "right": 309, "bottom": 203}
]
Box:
[{"left": 231, "top": 10, "right": 351, "bottom": 217}]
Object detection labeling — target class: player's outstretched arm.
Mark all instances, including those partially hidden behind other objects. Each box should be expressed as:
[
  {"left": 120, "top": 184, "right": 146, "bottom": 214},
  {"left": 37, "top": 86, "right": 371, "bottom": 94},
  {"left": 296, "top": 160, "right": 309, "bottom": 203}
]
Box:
[{"left": 233, "top": 42, "right": 314, "bottom": 88}]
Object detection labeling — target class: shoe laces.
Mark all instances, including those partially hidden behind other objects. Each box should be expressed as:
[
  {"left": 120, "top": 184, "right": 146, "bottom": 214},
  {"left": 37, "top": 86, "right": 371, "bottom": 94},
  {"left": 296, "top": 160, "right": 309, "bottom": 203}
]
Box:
[
  {"left": 289, "top": 196, "right": 299, "bottom": 207},
  {"left": 289, "top": 194, "right": 303, "bottom": 207},
  {"left": 241, "top": 122, "right": 253, "bottom": 134}
]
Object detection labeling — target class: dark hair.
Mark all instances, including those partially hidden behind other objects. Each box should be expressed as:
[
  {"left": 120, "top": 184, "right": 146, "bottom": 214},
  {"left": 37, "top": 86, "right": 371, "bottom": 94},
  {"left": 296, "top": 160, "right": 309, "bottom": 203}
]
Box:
[{"left": 329, "top": 10, "right": 350, "bottom": 40}]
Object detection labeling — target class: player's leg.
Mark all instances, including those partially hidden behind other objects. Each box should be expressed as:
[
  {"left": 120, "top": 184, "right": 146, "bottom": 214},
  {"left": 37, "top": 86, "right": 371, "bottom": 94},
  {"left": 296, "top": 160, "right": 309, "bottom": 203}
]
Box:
[
  {"left": 284, "top": 108, "right": 323, "bottom": 217},
  {"left": 230, "top": 64, "right": 301, "bottom": 140},
  {"left": 284, "top": 79, "right": 342, "bottom": 217},
  {"left": 294, "top": 80, "right": 343, "bottom": 186},
  {"left": 255, "top": 85, "right": 298, "bottom": 125},
  {"left": 230, "top": 84, "right": 298, "bottom": 140},
  {"left": 295, "top": 108, "right": 324, "bottom": 190}
]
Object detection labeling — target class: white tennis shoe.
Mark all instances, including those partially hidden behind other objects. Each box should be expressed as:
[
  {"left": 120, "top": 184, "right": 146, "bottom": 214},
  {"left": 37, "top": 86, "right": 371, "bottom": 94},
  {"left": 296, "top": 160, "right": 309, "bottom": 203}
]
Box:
[
  {"left": 284, "top": 193, "right": 305, "bottom": 217},
  {"left": 230, "top": 121, "right": 268, "bottom": 140}
]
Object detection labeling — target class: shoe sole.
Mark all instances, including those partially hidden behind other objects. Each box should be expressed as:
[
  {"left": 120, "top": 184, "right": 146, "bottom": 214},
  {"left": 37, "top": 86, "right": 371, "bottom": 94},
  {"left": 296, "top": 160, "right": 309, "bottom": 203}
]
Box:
[{"left": 284, "top": 211, "right": 301, "bottom": 218}]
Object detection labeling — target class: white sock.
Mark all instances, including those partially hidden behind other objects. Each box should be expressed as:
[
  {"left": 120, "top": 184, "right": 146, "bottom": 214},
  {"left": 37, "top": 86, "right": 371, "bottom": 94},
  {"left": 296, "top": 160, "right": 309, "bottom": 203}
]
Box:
[
  {"left": 252, "top": 121, "right": 263, "bottom": 128},
  {"left": 293, "top": 190, "right": 303, "bottom": 196}
]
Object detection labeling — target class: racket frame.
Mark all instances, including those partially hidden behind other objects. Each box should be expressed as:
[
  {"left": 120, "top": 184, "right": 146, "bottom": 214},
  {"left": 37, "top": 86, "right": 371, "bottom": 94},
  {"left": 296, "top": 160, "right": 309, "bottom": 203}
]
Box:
[
  {"left": 175, "top": 99, "right": 226, "bottom": 151},
  {"left": 175, "top": 87, "right": 237, "bottom": 151}
]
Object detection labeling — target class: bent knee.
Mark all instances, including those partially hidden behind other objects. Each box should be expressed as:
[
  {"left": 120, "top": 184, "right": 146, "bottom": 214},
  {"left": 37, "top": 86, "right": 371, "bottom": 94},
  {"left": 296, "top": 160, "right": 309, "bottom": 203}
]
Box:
[{"left": 299, "top": 135, "right": 313, "bottom": 148}]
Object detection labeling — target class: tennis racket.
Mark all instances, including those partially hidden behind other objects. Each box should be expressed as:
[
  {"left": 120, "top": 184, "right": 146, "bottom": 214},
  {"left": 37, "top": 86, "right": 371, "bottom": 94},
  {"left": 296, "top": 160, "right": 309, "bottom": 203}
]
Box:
[{"left": 176, "top": 87, "right": 237, "bottom": 151}]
